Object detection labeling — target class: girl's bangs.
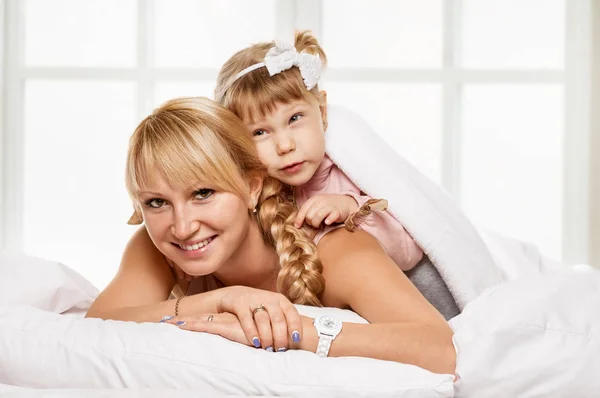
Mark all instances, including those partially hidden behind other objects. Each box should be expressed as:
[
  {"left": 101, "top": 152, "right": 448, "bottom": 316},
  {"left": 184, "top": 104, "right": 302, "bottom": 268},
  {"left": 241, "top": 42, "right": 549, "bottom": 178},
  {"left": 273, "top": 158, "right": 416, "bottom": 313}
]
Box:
[{"left": 227, "top": 68, "right": 315, "bottom": 123}]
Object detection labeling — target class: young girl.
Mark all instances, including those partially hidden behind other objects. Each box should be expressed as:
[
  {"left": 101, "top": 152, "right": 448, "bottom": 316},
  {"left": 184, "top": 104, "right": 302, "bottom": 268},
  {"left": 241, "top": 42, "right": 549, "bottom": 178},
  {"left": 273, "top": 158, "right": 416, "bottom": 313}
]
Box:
[{"left": 214, "top": 31, "right": 424, "bottom": 272}]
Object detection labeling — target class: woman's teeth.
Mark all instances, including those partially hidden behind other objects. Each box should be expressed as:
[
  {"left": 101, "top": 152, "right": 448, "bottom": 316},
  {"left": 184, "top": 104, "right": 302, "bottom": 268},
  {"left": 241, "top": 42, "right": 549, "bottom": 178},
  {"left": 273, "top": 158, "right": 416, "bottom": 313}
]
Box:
[{"left": 179, "top": 237, "right": 213, "bottom": 251}]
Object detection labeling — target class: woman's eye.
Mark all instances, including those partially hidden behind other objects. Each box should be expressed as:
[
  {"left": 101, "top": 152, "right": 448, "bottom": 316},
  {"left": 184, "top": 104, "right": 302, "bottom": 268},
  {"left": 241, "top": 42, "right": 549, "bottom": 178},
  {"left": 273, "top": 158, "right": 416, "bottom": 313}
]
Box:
[
  {"left": 145, "top": 198, "right": 166, "bottom": 208},
  {"left": 289, "top": 113, "right": 303, "bottom": 123},
  {"left": 253, "top": 129, "right": 268, "bottom": 137},
  {"left": 194, "top": 189, "right": 214, "bottom": 200}
]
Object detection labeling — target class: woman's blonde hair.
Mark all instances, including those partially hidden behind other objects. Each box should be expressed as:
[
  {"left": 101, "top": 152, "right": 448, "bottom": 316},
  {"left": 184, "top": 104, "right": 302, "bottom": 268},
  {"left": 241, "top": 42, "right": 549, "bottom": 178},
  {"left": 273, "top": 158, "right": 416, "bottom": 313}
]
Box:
[
  {"left": 215, "top": 30, "right": 327, "bottom": 123},
  {"left": 126, "top": 97, "right": 325, "bottom": 306}
]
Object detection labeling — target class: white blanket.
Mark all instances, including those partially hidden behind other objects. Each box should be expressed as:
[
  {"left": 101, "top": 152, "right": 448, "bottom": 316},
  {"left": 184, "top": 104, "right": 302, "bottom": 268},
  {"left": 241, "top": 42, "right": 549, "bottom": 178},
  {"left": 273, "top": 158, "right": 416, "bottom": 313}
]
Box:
[
  {"left": 326, "top": 105, "right": 564, "bottom": 308},
  {"left": 1, "top": 252, "right": 599, "bottom": 397}
]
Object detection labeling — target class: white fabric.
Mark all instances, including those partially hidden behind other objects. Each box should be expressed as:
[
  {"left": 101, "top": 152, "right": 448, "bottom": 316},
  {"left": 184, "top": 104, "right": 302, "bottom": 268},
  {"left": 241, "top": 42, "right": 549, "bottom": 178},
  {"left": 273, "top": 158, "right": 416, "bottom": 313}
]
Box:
[
  {"left": 2, "top": 252, "right": 599, "bottom": 397},
  {"left": 0, "top": 385, "right": 235, "bottom": 398},
  {"left": 0, "top": 250, "right": 98, "bottom": 314},
  {"left": 0, "top": 252, "right": 454, "bottom": 397},
  {"left": 325, "top": 105, "right": 510, "bottom": 309},
  {"left": 450, "top": 268, "right": 600, "bottom": 397}
]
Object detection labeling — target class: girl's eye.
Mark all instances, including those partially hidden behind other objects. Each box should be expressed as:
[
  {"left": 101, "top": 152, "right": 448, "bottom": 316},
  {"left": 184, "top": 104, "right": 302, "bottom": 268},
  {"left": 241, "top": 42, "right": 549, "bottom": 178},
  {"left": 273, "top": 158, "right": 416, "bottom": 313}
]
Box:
[
  {"left": 145, "top": 198, "right": 166, "bottom": 208},
  {"left": 253, "top": 129, "right": 268, "bottom": 137},
  {"left": 194, "top": 189, "right": 214, "bottom": 200},
  {"left": 289, "top": 113, "right": 303, "bottom": 123}
]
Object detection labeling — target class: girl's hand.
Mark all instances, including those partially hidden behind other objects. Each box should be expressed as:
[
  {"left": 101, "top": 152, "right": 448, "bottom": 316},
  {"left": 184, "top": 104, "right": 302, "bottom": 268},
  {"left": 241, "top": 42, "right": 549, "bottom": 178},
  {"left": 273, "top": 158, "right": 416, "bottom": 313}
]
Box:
[
  {"left": 213, "top": 286, "right": 303, "bottom": 351},
  {"left": 294, "top": 194, "right": 358, "bottom": 228}
]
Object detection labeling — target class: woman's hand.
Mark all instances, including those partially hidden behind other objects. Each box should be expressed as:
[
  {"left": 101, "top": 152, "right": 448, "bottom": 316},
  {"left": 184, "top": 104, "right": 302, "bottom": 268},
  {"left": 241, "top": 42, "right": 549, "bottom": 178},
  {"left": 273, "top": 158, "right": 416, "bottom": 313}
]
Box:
[
  {"left": 212, "top": 286, "right": 303, "bottom": 351},
  {"left": 165, "top": 311, "right": 306, "bottom": 352}
]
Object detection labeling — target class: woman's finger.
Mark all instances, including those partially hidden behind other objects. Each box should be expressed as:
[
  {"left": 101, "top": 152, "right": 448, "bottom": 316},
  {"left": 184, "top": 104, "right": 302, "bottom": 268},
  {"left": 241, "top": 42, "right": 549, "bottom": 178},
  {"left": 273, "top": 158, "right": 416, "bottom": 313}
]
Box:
[
  {"left": 253, "top": 307, "right": 274, "bottom": 351},
  {"left": 280, "top": 300, "right": 303, "bottom": 347},
  {"left": 173, "top": 314, "right": 250, "bottom": 346},
  {"left": 264, "top": 304, "right": 289, "bottom": 352},
  {"left": 233, "top": 305, "right": 262, "bottom": 348}
]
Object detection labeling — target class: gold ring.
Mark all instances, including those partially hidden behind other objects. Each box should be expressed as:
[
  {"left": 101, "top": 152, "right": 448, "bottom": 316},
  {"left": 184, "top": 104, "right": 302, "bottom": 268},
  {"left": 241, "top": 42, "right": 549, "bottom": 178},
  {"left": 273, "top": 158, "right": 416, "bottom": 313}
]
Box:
[
  {"left": 207, "top": 314, "right": 214, "bottom": 322},
  {"left": 251, "top": 304, "right": 267, "bottom": 317}
]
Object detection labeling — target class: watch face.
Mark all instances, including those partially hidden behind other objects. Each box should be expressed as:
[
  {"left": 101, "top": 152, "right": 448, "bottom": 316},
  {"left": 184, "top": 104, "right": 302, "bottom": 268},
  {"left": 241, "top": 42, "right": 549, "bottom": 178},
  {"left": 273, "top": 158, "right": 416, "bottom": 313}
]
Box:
[{"left": 317, "top": 315, "right": 342, "bottom": 332}]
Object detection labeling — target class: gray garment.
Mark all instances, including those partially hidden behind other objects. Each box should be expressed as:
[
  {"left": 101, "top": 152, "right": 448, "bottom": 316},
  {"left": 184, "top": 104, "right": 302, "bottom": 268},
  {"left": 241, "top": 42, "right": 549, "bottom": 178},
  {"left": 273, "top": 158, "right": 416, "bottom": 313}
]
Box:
[{"left": 406, "top": 256, "right": 460, "bottom": 321}]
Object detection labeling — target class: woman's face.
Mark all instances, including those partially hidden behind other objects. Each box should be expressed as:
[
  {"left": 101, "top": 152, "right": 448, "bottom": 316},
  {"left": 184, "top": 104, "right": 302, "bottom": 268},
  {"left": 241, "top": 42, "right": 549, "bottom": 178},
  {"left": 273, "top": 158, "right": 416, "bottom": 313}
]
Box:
[{"left": 137, "top": 173, "right": 252, "bottom": 276}]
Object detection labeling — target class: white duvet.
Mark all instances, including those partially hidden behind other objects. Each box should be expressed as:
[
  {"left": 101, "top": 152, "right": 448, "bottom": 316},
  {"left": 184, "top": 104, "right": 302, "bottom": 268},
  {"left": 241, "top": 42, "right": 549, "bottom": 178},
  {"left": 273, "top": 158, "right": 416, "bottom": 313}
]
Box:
[{"left": 0, "top": 250, "right": 599, "bottom": 398}]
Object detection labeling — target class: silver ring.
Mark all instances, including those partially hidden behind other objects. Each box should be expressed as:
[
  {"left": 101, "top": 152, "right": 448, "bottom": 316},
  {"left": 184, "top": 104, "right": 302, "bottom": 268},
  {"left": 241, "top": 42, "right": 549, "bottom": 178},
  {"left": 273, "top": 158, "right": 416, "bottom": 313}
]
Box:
[{"left": 207, "top": 314, "right": 214, "bottom": 322}]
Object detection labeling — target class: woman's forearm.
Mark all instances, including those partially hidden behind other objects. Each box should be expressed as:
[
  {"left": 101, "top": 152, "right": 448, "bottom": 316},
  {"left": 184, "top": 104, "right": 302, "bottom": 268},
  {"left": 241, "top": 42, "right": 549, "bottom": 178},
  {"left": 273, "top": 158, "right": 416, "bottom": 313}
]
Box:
[
  {"left": 85, "top": 289, "right": 223, "bottom": 323},
  {"left": 299, "top": 317, "right": 456, "bottom": 375}
]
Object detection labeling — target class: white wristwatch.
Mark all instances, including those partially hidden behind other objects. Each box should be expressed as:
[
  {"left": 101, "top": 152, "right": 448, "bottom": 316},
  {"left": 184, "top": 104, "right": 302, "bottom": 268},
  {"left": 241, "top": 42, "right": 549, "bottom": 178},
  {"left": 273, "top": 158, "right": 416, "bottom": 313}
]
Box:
[{"left": 313, "top": 315, "right": 343, "bottom": 357}]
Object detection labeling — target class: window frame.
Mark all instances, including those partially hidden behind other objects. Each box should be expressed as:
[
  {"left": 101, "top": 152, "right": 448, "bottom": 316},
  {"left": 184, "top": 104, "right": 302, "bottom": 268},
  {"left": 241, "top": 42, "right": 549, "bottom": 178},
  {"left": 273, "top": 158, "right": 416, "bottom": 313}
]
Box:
[{"left": 0, "top": 0, "right": 594, "bottom": 265}]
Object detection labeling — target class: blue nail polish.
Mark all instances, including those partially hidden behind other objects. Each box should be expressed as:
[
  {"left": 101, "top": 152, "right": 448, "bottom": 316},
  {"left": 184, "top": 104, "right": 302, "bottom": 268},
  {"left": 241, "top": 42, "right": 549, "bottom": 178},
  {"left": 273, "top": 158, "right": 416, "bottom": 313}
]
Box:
[
  {"left": 292, "top": 331, "right": 301, "bottom": 343},
  {"left": 252, "top": 337, "right": 261, "bottom": 348},
  {"left": 277, "top": 348, "right": 287, "bottom": 352},
  {"left": 176, "top": 321, "right": 186, "bottom": 326},
  {"left": 160, "top": 315, "right": 174, "bottom": 322},
  {"left": 265, "top": 346, "right": 274, "bottom": 352}
]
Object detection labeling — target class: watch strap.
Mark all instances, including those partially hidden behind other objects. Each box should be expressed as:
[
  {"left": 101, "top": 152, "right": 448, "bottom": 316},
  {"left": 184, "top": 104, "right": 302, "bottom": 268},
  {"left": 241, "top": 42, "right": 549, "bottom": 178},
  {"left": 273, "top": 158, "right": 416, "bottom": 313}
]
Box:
[{"left": 316, "top": 334, "right": 334, "bottom": 357}]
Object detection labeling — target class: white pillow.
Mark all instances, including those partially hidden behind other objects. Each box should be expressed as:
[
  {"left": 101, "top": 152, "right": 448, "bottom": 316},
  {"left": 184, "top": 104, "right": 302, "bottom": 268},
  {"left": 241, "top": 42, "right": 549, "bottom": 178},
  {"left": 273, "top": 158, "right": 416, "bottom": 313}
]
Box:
[
  {"left": 0, "top": 386, "right": 238, "bottom": 398},
  {"left": 451, "top": 269, "right": 600, "bottom": 398},
  {"left": 0, "top": 250, "right": 98, "bottom": 314},
  {"left": 0, "top": 305, "right": 454, "bottom": 397}
]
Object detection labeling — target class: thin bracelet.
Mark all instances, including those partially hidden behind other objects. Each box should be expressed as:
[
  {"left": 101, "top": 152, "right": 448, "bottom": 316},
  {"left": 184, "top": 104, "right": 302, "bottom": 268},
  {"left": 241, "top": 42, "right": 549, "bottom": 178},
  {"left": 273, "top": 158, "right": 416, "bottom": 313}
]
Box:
[{"left": 174, "top": 296, "right": 184, "bottom": 316}]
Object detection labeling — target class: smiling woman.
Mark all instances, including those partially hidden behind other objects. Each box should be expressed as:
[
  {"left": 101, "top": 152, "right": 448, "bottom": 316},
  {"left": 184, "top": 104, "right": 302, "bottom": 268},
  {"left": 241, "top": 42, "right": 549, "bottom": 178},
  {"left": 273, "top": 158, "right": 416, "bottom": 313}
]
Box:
[{"left": 86, "top": 96, "right": 456, "bottom": 375}]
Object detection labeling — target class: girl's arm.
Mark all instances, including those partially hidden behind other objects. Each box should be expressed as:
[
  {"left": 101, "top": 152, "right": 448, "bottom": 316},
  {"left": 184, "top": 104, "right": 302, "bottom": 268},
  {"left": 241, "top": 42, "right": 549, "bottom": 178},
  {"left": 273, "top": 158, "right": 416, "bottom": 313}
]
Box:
[
  {"left": 85, "top": 227, "right": 221, "bottom": 322},
  {"left": 303, "top": 228, "right": 455, "bottom": 374}
]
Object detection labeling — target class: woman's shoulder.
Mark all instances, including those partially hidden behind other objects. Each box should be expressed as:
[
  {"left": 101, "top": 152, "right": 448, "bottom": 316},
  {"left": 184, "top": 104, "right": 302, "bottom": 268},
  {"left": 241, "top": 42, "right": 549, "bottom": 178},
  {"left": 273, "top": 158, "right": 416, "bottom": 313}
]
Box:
[{"left": 316, "top": 228, "right": 390, "bottom": 307}]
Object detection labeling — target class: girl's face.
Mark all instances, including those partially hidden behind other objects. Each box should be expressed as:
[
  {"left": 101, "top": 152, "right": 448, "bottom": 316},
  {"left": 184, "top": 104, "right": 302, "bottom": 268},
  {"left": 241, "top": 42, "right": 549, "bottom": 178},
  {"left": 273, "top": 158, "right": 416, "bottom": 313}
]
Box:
[
  {"left": 244, "top": 99, "right": 326, "bottom": 187},
  {"left": 138, "top": 174, "right": 253, "bottom": 276}
]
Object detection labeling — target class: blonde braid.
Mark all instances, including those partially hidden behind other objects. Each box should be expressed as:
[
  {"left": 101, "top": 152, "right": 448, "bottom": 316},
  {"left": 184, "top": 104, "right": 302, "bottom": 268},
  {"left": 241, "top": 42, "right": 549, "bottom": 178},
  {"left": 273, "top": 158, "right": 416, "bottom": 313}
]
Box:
[{"left": 256, "top": 177, "right": 325, "bottom": 306}]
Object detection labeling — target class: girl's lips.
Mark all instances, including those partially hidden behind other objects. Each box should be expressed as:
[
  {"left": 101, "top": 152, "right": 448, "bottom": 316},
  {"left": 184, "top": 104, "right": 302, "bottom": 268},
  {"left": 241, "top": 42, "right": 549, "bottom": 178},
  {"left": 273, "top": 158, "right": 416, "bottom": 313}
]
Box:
[{"left": 281, "top": 161, "right": 305, "bottom": 175}]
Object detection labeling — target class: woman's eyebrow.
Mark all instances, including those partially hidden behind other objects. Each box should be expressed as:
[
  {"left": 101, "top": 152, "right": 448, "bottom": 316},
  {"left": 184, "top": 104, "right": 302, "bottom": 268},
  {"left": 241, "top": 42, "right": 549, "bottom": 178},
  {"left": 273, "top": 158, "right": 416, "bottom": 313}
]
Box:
[{"left": 138, "top": 191, "right": 163, "bottom": 196}]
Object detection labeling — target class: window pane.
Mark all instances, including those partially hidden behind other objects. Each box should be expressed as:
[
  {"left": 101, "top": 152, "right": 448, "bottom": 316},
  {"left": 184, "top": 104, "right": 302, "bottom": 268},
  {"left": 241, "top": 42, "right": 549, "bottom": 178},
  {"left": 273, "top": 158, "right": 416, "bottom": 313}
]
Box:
[
  {"left": 23, "top": 80, "right": 138, "bottom": 288},
  {"left": 462, "top": 0, "right": 565, "bottom": 68},
  {"left": 154, "top": 81, "right": 216, "bottom": 108},
  {"left": 326, "top": 83, "right": 442, "bottom": 184},
  {"left": 322, "top": 0, "right": 443, "bottom": 68},
  {"left": 154, "top": 0, "right": 276, "bottom": 68},
  {"left": 461, "top": 84, "right": 563, "bottom": 260},
  {"left": 25, "top": 0, "right": 136, "bottom": 67}
]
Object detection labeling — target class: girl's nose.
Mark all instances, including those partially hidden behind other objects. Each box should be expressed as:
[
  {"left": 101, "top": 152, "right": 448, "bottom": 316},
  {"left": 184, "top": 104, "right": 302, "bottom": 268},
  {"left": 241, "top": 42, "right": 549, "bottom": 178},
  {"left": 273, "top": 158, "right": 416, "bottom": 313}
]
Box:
[{"left": 276, "top": 133, "right": 296, "bottom": 155}]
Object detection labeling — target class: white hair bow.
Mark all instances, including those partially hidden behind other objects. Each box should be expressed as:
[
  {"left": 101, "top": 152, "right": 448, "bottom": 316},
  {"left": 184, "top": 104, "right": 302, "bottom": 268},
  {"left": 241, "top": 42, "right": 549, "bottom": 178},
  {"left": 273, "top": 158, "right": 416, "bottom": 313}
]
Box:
[
  {"left": 263, "top": 42, "right": 322, "bottom": 90},
  {"left": 231, "top": 42, "right": 322, "bottom": 90}
]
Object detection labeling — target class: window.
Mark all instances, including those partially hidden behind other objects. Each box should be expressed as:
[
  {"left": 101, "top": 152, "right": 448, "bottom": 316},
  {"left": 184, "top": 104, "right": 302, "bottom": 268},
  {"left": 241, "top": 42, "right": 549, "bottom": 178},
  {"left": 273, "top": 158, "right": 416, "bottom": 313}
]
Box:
[{"left": 1, "top": 0, "right": 592, "bottom": 288}]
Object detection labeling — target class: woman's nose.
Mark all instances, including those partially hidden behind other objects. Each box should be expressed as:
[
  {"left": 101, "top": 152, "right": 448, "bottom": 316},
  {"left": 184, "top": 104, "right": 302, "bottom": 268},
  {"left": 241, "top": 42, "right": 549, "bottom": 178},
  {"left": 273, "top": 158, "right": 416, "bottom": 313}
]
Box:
[{"left": 171, "top": 207, "right": 200, "bottom": 240}]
